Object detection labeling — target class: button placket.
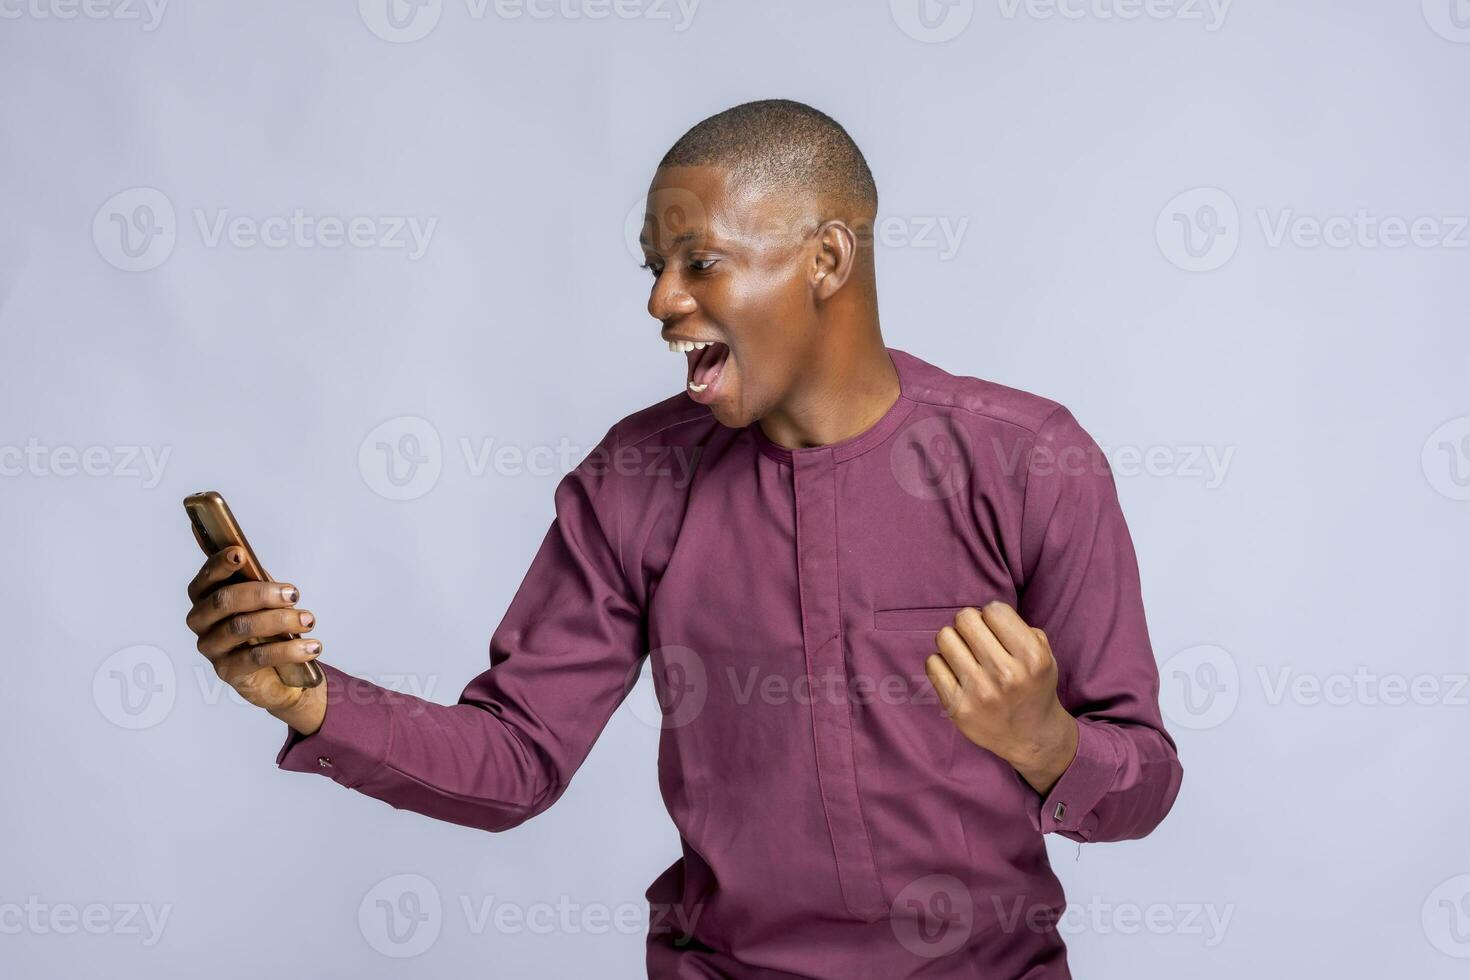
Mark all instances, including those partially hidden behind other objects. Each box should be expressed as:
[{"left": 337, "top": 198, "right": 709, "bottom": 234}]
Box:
[{"left": 792, "top": 448, "right": 888, "bottom": 921}]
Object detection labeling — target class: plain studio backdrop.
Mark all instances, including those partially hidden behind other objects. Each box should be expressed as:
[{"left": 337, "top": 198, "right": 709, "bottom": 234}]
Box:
[{"left": 2, "top": 1, "right": 1466, "bottom": 976}]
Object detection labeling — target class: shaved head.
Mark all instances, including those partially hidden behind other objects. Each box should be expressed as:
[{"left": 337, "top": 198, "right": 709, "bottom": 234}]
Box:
[{"left": 658, "top": 98, "right": 878, "bottom": 224}]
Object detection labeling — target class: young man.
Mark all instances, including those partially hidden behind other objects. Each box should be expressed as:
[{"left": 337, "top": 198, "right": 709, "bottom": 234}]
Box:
[{"left": 185, "top": 100, "right": 1183, "bottom": 978}]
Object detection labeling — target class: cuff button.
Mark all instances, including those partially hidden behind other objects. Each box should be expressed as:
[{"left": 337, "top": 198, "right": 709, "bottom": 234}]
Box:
[
  {"left": 1053, "top": 802, "right": 1066, "bottom": 820},
  {"left": 318, "top": 757, "right": 333, "bottom": 769}
]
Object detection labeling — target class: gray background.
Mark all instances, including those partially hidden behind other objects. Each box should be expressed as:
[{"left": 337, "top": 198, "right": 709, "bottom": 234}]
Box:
[{"left": 2, "top": 0, "right": 1467, "bottom": 976}]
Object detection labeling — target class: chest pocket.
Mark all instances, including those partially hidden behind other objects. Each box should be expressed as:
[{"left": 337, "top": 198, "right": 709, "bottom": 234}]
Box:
[{"left": 871, "top": 604, "right": 973, "bottom": 633}]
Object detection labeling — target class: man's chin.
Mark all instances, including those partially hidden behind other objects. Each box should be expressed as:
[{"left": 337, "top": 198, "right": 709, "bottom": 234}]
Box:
[{"left": 705, "top": 389, "right": 750, "bottom": 428}]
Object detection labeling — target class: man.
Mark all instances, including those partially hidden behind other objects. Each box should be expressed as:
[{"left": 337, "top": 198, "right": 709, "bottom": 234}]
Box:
[{"left": 185, "top": 99, "right": 1183, "bottom": 978}]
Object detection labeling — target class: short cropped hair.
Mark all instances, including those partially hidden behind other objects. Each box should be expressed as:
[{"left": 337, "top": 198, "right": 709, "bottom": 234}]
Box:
[{"left": 658, "top": 99, "right": 878, "bottom": 219}]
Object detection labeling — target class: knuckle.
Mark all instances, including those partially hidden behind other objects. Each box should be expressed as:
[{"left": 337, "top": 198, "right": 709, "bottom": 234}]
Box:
[
  {"left": 209, "top": 588, "right": 233, "bottom": 614},
  {"left": 226, "top": 613, "right": 252, "bottom": 637}
]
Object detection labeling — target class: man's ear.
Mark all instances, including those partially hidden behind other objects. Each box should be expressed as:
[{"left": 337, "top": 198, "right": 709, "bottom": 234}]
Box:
[{"left": 811, "top": 220, "right": 856, "bottom": 300}]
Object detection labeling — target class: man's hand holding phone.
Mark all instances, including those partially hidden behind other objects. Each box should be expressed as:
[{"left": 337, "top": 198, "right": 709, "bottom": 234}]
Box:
[{"left": 184, "top": 548, "right": 328, "bottom": 736}]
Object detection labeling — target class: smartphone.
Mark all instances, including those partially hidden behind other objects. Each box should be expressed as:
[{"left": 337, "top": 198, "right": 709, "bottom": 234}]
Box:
[{"left": 183, "top": 490, "right": 324, "bottom": 688}]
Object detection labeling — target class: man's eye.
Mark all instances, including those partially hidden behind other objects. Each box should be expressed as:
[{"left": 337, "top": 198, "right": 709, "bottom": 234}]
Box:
[
  {"left": 639, "top": 261, "right": 661, "bottom": 277},
  {"left": 691, "top": 258, "right": 717, "bottom": 272}
]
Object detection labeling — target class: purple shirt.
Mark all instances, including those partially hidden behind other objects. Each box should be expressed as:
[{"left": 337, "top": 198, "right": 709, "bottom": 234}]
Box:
[{"left": 278, "top": 347, "right": 1184, "bottom": 978}]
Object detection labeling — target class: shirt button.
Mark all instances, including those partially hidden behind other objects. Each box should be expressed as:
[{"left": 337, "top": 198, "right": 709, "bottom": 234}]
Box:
[
  {"left": 1053, "top": 802, "right": 1066, "bottom": 821},
  {"left": 318, "top": 757, "right": 333, "bottom": 769}
]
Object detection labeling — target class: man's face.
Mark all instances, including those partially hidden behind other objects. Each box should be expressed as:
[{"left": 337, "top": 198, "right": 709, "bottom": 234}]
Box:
[{"left": 640, "top": 165, "right": 824, "bottom": 428}]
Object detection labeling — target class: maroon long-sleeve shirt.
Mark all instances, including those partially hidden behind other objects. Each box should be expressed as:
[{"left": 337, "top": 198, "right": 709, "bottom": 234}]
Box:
[{"left": 277, "top": 346, "right": 1184, "bottom": 978}]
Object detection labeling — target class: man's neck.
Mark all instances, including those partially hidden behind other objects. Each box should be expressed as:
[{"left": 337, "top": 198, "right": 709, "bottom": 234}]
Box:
[{"left": 756, "top": 330, "right": 900, "bottom": 450}]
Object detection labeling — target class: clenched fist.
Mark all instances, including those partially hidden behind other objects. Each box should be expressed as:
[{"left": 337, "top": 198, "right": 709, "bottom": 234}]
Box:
[{"left": 923, "top": 601, "right": 1079, "bottom": 795}]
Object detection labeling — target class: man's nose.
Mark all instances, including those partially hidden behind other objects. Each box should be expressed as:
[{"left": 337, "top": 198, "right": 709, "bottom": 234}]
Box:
[{"left": 648, "top": 272, "right": 697, "bottom": 322}]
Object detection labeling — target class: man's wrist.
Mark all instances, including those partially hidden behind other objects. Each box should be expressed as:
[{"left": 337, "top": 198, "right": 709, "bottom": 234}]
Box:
[
  {"left": 1011, "top": 707, "right": 1079, "bottom": 796},
  {"left": 270, "top": 681, "right": 328, "bottom": 737}
]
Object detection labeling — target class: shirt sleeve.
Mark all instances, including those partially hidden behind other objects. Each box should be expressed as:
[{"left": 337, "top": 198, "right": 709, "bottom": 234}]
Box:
[
  {"left": 274, "top": 423, "right": 647, "bottom": 834},
  {"left": 1013, "top": 406, "right": 1184, "bottom": 844}
]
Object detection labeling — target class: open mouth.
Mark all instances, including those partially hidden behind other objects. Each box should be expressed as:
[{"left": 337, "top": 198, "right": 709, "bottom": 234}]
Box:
[{"left": 666, "top": 338, "right": 731, "bottom": 404}]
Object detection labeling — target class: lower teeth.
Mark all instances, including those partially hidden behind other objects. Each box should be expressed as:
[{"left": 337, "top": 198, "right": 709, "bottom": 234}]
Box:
[{"left": 688, "top": 382, "right": 708, "bottom": 392}]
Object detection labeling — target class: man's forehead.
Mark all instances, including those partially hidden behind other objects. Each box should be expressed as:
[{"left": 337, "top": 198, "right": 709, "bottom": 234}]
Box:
[{"left": 641, "top": 171, "right": 819, "bottom": 250}]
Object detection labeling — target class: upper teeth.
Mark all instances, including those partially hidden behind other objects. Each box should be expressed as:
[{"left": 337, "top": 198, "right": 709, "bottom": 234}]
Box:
[{"left": 667, "top": 340, "right": 715, "bottom": 352}]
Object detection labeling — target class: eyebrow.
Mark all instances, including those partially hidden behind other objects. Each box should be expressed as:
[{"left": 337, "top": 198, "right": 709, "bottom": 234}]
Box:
[{"left": 638, "top": 228, "right": 704, "bottom": 251}]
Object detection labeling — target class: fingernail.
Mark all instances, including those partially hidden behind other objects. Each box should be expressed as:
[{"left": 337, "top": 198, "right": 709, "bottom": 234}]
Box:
[
  {"left": 305, "top": 641, "right": 321, "bottom": 656},
  {"left": 299, "top": 612, "right": 315, "bottom": 628},
  {"left": 281, "top": 586, "right": 299, "bottom": 603},
  {"left": 228, "top": 549, "right": 243, "bottom": 564}
]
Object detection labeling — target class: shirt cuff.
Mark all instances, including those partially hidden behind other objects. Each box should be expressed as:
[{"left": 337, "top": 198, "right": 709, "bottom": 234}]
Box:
[
  {"left": 1021, "top": 716, "right": 1119, "bottom": 840},
  {"left": 275, "top": 661, "right": 395, "bottom": 790}
]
